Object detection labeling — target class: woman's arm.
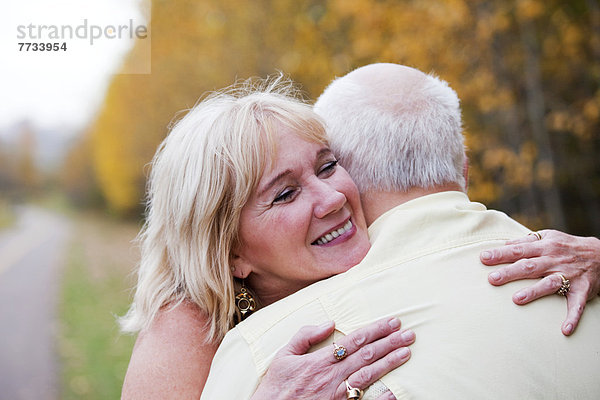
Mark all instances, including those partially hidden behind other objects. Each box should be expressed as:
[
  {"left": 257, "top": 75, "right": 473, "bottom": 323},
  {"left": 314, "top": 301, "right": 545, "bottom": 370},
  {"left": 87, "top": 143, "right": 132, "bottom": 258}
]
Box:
[
  {"left": 121, "top": 301, "right": 218, "bottom": 399},
  {"left": 480, "top": 230, "right": 600, "bottom": 336}
]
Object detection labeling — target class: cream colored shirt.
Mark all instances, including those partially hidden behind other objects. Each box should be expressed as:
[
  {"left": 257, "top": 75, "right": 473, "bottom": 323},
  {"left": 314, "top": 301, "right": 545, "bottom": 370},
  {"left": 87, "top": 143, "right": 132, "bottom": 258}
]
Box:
[{"left": 202, "top": 192, "right": 600, "bottom": 399}]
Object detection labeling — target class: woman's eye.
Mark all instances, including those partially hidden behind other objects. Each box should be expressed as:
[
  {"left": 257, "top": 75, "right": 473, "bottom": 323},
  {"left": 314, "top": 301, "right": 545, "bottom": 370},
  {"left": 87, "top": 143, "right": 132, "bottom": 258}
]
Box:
[
  {"left": 273, "top": 188, "right": 296, "bottom": 204},
  {"left": 318, "top": 160, "right": 338, "bottom": 176}
]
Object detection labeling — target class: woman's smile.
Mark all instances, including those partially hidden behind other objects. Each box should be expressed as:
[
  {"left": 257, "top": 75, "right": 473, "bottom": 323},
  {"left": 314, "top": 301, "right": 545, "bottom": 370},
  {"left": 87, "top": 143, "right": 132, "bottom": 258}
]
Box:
[{"left": 312, "top": 218, "right": 354, "bottom": 246}]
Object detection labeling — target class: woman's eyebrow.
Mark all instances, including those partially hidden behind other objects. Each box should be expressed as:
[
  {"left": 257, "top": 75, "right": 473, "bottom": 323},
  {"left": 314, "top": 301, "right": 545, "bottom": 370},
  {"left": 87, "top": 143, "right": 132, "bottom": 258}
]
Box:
[
  {"left": 317, "top": 147, "right": 332, "bottom": 159},
  {"left": 257, "top": 147, "right": 331, "bottom": 197},
  {"left": 257, "top": 170, "right": 293, "bottom": 197}
]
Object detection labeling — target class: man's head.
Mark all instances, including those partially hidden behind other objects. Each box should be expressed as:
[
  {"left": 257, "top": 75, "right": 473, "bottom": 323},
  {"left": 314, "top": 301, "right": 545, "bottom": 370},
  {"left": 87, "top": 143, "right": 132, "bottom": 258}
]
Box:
[{"left": 314, "top": 63, "right": 466, "bottom": 196}]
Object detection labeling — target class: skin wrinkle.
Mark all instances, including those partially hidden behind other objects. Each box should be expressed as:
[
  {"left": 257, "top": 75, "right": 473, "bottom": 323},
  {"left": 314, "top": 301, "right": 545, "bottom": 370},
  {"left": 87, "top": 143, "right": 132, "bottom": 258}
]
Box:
[
  {"left": 358, "top": 366, "right": 373, "bottom": 383},
  {"left": 352, "top": 332, "right": 367, "bottom": 347},
  {"left": 511, "top": 245, "right": 525, "bottom": 258},
  {"left": 360, "top": 346, "right": 375, "bottom": 362},
  {"left": 523, "top": 261, "right": 535, "bottom": 274}
]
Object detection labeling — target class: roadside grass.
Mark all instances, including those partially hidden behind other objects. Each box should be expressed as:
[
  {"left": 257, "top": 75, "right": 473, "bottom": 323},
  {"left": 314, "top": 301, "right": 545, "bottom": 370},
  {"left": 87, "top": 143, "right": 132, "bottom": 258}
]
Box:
[{"left": 58, "top": 210, "right": 140, "bottom": 399}]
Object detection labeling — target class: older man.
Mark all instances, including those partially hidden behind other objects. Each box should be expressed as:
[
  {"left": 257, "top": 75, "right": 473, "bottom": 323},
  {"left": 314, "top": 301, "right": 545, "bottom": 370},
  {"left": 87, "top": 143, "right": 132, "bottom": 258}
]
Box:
[{"left": 201, "top": 64, "right": 600, "bottom": 399}]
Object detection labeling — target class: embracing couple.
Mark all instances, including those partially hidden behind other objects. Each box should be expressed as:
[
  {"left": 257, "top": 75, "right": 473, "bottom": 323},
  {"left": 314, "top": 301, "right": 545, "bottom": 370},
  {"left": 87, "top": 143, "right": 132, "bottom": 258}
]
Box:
[{"left": 121, "top": 63, "right": 600, "bottom": 399}]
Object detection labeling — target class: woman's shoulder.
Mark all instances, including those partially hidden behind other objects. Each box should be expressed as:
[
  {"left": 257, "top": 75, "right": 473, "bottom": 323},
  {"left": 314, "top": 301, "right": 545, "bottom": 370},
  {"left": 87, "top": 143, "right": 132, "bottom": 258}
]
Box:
[
  {"left": 149, "top": 300, "right": 213, "bottom": 335},
  {"left": 121, "top": 300, "right": 219, "bottom": 399}
]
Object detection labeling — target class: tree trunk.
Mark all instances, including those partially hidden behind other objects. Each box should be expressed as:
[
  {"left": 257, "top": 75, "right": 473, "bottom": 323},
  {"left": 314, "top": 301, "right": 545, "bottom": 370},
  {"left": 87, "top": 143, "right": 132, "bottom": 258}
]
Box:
[{"left": 518, "top": 16, "right": 567, "bottom": 230}]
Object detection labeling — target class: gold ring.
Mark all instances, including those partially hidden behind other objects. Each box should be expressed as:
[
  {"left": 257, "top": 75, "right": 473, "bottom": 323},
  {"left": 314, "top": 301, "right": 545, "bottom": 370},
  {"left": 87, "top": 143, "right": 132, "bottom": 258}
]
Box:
[
  {"left": 528, "top": 231, "right": 542, "bottom": 240},
  {"left": 333, "top": 342, "right": 348, "bottom": 361},
  {"left": 345, "top": 380, "right": 364, "bottom": 400},
  {"left": 556, "top": 274, "right": 570, "bottom": 296}
]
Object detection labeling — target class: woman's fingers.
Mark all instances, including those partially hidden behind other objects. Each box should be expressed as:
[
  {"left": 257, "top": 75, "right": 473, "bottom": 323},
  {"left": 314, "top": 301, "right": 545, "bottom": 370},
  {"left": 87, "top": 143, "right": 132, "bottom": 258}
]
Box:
[
  {"left": 480, "top": 230, "right": 600, "bottom": 337},
  {"left": 347, "top": 346, "right": 410, "bottom": 392},
  {"left": 488, "top": 256, "right": 553, "bottom": 285},
  {"left": 510, "top": 275, "right": 591, "bottom": 336},
  {"left": 480, "top": 241, "right": 542, "bottom": 266},
  {"left": 278, "top": 321, "right": 335, "bottom": 356},
  {"left": 327, "top": 317, "right": 402, "bottom": 364},
  {"left": 324, "top": 317, "right": 414, "bottom": 397},
  {"left": 335, "top": 345, "right": 410, "bottom": 399},
  {"left": 332, "top": 327, "right": 415, "bottom": 390},
  {"left": 562, "top": 289, "right": 588, "bottom": 336},
  {"left": 512, "top": 274, "right": 565, "bottom": 305},
  {"left": 505, "top": 230, "right": 549, "bottom": 245}
]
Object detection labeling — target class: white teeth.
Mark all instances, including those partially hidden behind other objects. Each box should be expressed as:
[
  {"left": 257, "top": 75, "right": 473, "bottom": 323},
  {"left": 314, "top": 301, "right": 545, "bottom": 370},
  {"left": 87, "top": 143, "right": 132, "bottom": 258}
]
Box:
[{"left": 315, "top": 220, "right": 353, "bottom": 245}]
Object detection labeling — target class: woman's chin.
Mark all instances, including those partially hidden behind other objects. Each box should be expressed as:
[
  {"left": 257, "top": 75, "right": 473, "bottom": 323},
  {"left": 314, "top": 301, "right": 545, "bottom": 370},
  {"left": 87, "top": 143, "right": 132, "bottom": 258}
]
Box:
[{"left": 326, "top": 240, "right": 371, "bottom": 275}]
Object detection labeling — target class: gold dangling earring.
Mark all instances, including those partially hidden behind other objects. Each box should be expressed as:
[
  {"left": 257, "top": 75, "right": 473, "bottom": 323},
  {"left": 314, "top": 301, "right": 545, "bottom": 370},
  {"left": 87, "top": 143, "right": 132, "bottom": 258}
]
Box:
[{"left": 235, "top": 279, "right": 256, "bottom": 321}]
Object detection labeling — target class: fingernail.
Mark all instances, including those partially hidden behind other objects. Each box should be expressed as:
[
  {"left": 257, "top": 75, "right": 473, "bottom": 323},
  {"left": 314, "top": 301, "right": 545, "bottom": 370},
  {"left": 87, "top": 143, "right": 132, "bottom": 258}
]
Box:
[
  {"left": 401, "top": 329, "right": 415, "bottom": 341},
  {"left": 396, "top": 347, "right": 410, "bottom": 359},
  {"left": 489, "top": 271, "right": 501, "bottom": 281},
  {"left": 388, "top": 317, "right": 401, "bottom": 330},
  {"left": 319, "top": 321, "right": 334, "bottom": 329},
  {"left": 515, "top": 291, "right": 526, "bottom": 301},
  {"left": 481, "top": 251, "right": 492, "bottom": 260},
  {"left": 564, "top": 323, "right": 573, "bottom": 334}
]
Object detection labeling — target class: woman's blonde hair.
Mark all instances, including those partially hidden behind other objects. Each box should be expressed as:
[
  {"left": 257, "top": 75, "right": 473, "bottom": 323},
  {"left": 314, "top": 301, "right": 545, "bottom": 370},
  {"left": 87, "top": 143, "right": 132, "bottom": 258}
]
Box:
[{"left": 119, "top": 76, "right": 328, "bottom": 342}]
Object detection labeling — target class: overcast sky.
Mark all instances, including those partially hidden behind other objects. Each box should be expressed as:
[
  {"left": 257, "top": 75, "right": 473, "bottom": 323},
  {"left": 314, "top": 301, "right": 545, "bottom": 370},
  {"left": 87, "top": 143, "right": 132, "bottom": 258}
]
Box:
[{"left": 0, "top": 0, "right": 148, "bottom": 138}]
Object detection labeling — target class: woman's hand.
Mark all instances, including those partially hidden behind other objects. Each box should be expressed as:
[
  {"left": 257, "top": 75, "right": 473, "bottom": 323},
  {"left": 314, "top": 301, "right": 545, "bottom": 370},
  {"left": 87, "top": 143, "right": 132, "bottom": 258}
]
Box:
[
  {"left": 480, "top": 230, "right": 600, "bottom": 336},
  {"left": 251, "top": 317, "right": 414, "bottom": 400}
]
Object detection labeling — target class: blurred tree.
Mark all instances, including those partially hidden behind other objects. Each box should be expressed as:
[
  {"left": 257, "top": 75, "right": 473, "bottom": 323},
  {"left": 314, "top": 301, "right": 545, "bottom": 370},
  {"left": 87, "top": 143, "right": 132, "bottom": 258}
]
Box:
[
  {"left": 0, "top": 143, "right": 17, "bottom": 195},
  {"left": 60, "top": 133, "right": 103, "bottom": 207},
  {"left": 16, "top": 124, "right": 40, "bottom": 192}
]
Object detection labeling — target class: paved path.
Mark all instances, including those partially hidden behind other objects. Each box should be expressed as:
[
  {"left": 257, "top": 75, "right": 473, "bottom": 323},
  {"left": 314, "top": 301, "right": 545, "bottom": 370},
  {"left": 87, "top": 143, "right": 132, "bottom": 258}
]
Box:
[{"left": 0, "top": 206, "right": 71, "bottom": 400}]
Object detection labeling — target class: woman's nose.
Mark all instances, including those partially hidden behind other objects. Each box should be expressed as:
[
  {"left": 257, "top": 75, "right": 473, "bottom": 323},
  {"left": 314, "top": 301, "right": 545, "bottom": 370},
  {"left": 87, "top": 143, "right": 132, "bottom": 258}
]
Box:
[{"left": 312, "top": 178, "right": 346, "bottom": 219}]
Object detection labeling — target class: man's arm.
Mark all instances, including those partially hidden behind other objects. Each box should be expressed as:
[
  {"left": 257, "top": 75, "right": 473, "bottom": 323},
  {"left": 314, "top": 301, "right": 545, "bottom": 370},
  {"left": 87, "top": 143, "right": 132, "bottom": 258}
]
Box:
[{"left": 480, "top": 230, "right": 600, "bottom": 335}]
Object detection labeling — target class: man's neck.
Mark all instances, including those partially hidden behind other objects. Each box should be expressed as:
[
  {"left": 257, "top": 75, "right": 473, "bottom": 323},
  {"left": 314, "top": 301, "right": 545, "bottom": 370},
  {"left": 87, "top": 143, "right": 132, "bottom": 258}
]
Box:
[{"left": 361, "top": 184, "right": 465, "bottom": 226}]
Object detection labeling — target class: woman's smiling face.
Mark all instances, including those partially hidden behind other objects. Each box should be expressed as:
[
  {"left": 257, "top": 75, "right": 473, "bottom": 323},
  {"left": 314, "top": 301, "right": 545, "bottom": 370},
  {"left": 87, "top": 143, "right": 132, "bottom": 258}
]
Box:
[{"left": 235, "top": 125, "right": 371, "bottom": 304}]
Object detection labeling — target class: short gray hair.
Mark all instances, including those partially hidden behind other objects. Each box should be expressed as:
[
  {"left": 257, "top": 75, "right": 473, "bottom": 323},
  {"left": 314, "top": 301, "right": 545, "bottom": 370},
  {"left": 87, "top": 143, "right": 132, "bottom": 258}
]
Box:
[{"left": 314, "top": 63, "right": 465, "bottom": 193}]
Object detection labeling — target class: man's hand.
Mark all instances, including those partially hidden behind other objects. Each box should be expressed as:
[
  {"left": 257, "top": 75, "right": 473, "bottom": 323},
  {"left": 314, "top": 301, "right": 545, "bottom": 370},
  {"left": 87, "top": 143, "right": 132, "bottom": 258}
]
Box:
[{"left": 480, "top": 230, "right": 600, "bottom": 336}]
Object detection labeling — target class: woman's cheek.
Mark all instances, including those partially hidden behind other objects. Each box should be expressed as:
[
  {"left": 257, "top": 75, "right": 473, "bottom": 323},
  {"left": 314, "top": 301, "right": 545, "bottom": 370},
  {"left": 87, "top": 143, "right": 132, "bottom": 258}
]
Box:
[{"left": 276, "top": 202, "right": 313, "bottom": 235}]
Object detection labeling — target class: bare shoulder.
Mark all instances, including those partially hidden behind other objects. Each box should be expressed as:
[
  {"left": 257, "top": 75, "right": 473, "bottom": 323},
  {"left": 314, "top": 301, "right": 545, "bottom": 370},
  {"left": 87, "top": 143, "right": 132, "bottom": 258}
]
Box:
[{"left": 121, "top": 301, "right": 219, "bottom": 400}]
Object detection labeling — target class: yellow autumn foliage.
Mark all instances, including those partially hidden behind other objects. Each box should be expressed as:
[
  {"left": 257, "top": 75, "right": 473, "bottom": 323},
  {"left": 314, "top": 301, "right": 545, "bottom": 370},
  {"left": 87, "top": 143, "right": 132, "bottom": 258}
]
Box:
[{"left": 74, "top": 0, "right": 599, "bottom": 235}]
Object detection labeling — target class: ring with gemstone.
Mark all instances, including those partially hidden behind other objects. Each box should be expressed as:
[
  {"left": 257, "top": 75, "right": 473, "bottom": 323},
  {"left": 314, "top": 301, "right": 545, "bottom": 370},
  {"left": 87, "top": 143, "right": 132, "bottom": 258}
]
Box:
[{"left": 333, "top": 342, "right": 348, "bottom": 361}]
